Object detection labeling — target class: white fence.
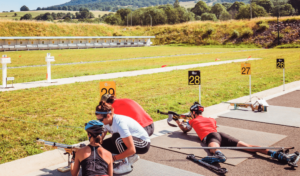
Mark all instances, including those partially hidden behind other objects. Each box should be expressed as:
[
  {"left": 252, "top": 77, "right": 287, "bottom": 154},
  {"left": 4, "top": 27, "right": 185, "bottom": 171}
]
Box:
[{"left": 0, "top": 36, "right": 155, "bottom": 51}]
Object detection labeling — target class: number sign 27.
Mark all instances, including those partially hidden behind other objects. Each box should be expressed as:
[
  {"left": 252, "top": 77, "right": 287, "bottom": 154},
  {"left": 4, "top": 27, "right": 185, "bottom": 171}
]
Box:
[
  {"left": 99, "top": 81, "right": 116, "bottom": 98},
  {"left": 188, "top": 71, "right": 201, "bottom": 85},
  {"left": 241, "top": 63, "right": 251, "bottom": 75}
]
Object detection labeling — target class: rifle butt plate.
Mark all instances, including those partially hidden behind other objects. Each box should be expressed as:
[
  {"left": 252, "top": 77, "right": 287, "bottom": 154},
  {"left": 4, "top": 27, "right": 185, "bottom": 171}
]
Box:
[{"left": 58, "top": 166, "right": 71, "bottom": 173}]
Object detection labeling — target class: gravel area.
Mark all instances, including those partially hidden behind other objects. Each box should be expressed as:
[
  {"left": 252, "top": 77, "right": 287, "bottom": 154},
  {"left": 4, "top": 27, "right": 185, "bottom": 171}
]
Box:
[{"left": 267, "top": 90, "right": 300, "bottom": 108}]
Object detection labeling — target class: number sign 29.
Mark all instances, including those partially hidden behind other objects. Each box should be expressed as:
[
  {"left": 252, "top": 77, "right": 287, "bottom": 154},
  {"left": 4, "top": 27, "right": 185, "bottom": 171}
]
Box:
[
  {"left": 241, "top": 63, "right": 251, "bottom": 75},
  {"left": 188, "top": 71, "right": 201, "bottom": 85},
  {"left": 99, "top": 81, "right": 116, "bottom": 98},
  {"left": 277, "top": 59, "right": 285, "bottom": 69}
]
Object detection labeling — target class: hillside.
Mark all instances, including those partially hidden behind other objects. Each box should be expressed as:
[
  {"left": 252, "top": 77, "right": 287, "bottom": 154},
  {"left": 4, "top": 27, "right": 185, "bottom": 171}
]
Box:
[{"left": 0, "top": 16, "right": 299, "bottom": 48}]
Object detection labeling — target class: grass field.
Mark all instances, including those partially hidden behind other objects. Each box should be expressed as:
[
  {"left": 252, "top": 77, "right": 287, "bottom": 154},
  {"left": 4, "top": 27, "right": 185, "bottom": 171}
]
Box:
[
  {"left": 0, "top": 10, "right": 112, "bottom": 20},
  {"left": 0, "top": 46, "right": 300, "bottom": 164},
  {"left": 0, "top": 46, "right": 257, "bottom": 84}
]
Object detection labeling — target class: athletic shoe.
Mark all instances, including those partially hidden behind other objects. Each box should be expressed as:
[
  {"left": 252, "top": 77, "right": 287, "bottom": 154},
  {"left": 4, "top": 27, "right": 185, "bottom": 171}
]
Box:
[
  {"left": 128, "top": 154, "right": 140, "bottom": 165},
  {"left": 113, "top": 159, "right": 133, "bottom": 174},
  {"left": 201, "top": 151, "right": 227, "bottom": 164}
]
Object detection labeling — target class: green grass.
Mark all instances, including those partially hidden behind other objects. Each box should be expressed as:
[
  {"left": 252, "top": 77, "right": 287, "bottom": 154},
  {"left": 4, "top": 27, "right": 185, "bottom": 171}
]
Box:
[
  {"left": 0, "top": 47, "right": 300, "bottom": 164},
  {"left": 2, "top": 46, "right": 248, "bottom": 67},
  {"left": 0, "top": 46, "right": 256, "bottom": 84}
]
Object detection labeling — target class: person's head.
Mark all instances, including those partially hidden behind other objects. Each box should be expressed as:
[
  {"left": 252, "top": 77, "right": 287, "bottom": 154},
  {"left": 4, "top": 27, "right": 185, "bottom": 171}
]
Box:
[
  {"left": 100, "top": 94, "right": 115, "bottom": 104},
  {"left": 95, "top": 101, "right": 114, "bottom": 125},
  {"left": 190, "top": 102, "right": 204, "bottom": 118},
  {"left": 85, "top": 120, "right": 104, "bottom": 144}
]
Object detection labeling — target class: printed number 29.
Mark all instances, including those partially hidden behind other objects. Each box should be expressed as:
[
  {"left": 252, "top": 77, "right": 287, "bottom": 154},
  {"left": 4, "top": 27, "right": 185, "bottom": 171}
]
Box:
[
  {"left": 189, "top": 76, "right": 200, "bottom": 84},
  {"left": 242, "top": 67, "right": 250, "bottom": 75},
  {"left": 101, "top": 88, "right": 115, "bottom": 95}
]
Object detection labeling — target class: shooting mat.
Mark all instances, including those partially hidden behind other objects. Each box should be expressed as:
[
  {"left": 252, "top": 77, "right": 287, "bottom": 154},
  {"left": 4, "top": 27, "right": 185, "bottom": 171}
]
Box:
[
  {"left": 150, "top": 125, "right": 286, "bottom": 166},
  {"left": 219, "top": 105, "right": 300, "bottom": 127}
]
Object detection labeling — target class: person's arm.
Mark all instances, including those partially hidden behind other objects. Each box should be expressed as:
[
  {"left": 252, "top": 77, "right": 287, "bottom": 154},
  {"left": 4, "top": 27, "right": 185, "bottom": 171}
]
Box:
[
  {"left": 107, "top": 153, "right": 113, "bottom": 176},
  {"left": 70, "top": 150, "right": 80, "bottom": 176},
  {"left": 113, "top": 135, "right": 136, "bottom": 161},
  {"left": 176, "top": 120, "right": 192, "bottom": 133},
  {"left": 101, "top": 131, "right": 108, "bottom": 141}
]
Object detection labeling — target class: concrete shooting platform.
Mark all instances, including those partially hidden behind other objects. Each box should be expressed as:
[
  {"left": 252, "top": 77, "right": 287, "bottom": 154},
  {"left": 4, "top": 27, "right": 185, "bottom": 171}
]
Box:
[
  {"left": 219, "top": 105, "right": 300, "bottom": 128},
  {"left": 150, "top": 125, "right": 286, "bottom": 166},
  {"left": 24, "top": 159, "right": 203, "bottom": 176}
]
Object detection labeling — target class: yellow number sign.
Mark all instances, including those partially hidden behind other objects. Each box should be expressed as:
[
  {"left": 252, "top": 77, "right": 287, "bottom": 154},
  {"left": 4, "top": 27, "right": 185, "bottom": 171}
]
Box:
[
  {"left": 241, "top": 63, "right": 251, "bottom": 75},
  {"left": 99, "top": 81, "right": 116, "bottom": 99}
]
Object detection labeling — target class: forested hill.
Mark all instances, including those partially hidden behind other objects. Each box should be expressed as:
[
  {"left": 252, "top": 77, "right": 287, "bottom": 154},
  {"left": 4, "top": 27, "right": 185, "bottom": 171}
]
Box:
[{"left": 41, "top": 0, "right": 249, "bottom": 11}]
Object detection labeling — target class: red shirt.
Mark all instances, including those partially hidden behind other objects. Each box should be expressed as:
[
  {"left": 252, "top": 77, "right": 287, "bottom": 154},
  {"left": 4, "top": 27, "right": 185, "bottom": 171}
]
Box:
[
  {"left": 188, "top": 115, "right": 217, "bottom": 141},
  {"left": 112, "top": 99, "right": 153, "bottom": 127}
]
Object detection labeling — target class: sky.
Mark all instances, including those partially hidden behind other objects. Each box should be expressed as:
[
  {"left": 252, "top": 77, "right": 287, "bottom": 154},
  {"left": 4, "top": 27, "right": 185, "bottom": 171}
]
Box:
[{"left": 0, "top": 0, "right": 70, "bottom": 12}]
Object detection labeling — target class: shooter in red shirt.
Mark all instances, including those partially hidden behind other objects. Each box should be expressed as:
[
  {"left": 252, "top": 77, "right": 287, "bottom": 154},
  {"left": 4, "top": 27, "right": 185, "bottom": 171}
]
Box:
[
  {"left": 175, "top": 102, "right": 291, "bottom": 164},
  {"left": 100, "top": 94, "right": 154, "bottom": 137}
]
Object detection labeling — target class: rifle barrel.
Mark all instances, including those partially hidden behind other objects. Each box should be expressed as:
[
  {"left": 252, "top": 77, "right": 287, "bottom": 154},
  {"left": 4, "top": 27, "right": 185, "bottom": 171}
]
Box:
[
  {"left": 36, "top": 138, "right": 76, "bottom": 148},
  {"left": 169, "top": 147, "right": 294, "bottom": 150}
]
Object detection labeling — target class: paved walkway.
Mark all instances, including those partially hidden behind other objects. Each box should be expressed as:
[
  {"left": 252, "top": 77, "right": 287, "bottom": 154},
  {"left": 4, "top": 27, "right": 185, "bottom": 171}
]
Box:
[{"left": 0, "top": 58, "right": 259, "bottom": 92}]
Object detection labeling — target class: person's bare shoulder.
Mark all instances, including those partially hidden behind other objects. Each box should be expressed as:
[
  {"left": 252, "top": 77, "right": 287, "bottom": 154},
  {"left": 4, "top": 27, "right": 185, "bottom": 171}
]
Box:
[{"left": 99, "top": 147, "right": 112, "bottom": 163}]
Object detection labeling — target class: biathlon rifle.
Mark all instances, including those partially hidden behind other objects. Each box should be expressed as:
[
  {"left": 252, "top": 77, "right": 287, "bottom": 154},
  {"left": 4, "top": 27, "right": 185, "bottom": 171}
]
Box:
[
  {"left": 224, "top": 99, "right": 269, "bottom": 112},
  {"left": 36, "top": 138, "right": 86, "bottom": 172},
  {"left": 157, "top": 110, "right": 192, "bottom": 127}
]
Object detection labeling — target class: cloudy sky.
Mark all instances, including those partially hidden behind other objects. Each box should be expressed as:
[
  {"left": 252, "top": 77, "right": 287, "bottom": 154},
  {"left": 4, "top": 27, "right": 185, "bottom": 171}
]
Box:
[{"left": 0, "top": 0, "right": 70, "bottom": 12}]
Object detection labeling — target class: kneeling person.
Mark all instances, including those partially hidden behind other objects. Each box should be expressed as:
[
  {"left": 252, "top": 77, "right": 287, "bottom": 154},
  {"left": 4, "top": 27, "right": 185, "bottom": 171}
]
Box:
[
  {"left": 176, "top": 102, "right": 290, "bottom": 164},
  {"left": 95, "top": 101, "right": 150, "bottom": 174},
  {"left": 71, "top": 120, "right": 113, "bottom": 176}
]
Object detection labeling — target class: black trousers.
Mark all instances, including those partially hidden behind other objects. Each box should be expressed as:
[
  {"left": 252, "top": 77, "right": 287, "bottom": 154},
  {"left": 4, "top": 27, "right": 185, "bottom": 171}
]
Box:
[
  {"left": 143, "top": 123, "right": 154, "bottom": 137},
  {"left": 102, "top": 133, "right": 150, "bottom": 154}
]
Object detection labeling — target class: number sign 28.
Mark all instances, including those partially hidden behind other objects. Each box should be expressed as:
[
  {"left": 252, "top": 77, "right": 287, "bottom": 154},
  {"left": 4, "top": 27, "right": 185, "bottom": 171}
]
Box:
[
  {"left": 99, "top": 81, "right": 116, "bottom": 98},
  {"left": 188, "top": 71, "right": 201, "bottom": 85},
  {"left": 241, "top": 63, "right": 251, "bottom": 75},
  {"left": 277, "top": 59, "right": 285, "bottom": 69}
]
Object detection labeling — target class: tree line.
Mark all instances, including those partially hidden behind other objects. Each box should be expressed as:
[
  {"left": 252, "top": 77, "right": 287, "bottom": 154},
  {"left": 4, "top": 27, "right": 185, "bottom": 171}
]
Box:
[
  {"left": 18, "top": 0, "right": 300, "bottom": 25},
  {"left": 37, "top": 0, "right": 192, "bottom": 12},
  {"left": 103, "top": 0, "right": 299, "bottom": 25},
  {"left": 20, "top": 8, "right": 95, "bottom": 21}
]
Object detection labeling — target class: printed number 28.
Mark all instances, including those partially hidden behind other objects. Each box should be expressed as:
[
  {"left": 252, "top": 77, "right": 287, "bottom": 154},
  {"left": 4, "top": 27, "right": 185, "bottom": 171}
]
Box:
[
  {"left": 277, "top": 62, "right": 284, "bottom": 68},
  {"left": 242, "top": 67, "right": 250, "bottom": 75},
  {"left": 189, "top": 76, "right": 200, "bottom": 84}
]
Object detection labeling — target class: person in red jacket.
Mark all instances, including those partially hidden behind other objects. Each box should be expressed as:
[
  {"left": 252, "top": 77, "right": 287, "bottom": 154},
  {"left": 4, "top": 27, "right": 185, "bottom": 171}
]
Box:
[
  {"left": 175, "top": 102, "right": 290, "bottom": 164},
  {"left": 100, "top": 94, "right": 154, "bottom": 137}
]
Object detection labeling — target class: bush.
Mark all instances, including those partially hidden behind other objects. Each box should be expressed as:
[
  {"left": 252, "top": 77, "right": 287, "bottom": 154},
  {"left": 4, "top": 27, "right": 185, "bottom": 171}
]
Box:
[
  {"left": 201, "top": 13, "right": 217, "bottom": 21},
  {"left": 20, "top": 13, "right": 32, "bottom": 20},
  {"left": 206, "top": 28, "right": 214, "bottom": 35},
  {"left": 195, "top": 15, "right": 201, "bottom": 21},
  {"left": 256, "top": 20, "right": 264, "bottom": 25},
  {"left": 241, "top": 28, "right": 253, "bottom": 38},
  {"left": 231, "top": 30, "right": 240, "bottom": 38},
  {"left": 219, "top": 11, "right": 231, "bottom": 21},
  {"left": 258, "top": 23, "right": 269, "bottom": 31}
]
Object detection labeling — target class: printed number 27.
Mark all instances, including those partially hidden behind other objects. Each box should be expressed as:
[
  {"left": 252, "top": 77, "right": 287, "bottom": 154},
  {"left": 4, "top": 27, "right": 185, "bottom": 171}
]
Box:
[{"left": 242, "top": 67, "right": 250, "bottom": 74}]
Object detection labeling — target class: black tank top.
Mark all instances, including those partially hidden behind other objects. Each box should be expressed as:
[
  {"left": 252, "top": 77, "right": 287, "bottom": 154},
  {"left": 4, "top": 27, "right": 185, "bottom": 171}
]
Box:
[{"left": 80, "top": 145, "right": 108, "bottom": 176}]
